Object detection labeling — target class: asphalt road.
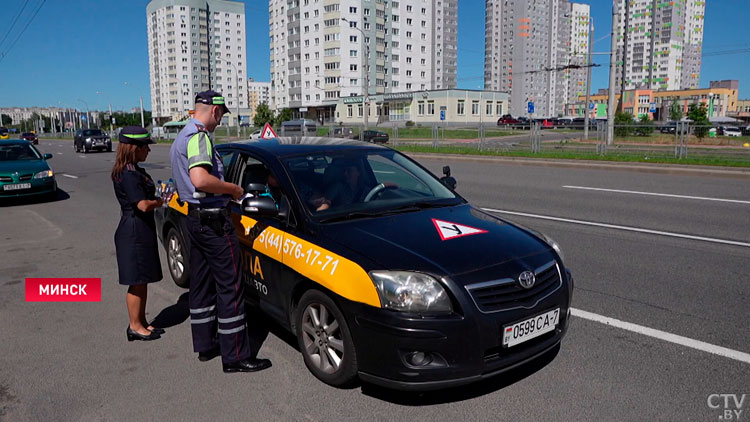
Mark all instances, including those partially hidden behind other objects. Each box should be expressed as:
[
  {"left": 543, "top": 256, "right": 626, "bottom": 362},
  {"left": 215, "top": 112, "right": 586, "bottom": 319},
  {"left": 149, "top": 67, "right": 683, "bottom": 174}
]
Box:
[{"left": 1, "top": 139, "right": 748, "bottom": 421}]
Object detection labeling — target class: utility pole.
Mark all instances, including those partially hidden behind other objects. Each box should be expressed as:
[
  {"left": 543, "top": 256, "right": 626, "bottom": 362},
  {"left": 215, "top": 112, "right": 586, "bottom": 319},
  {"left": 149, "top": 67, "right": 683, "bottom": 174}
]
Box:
[
  {"left": 617, "top": 0, "right": 630, "bottom": 113},
  {"left": 139, "top": 96, "right": 145, "bottom": 128},
  {"left": 584, "top": 17, "right": 594, "bottom": 140},
  {"left": 607, "top": 1, "right": 620, "bottom": 146}
]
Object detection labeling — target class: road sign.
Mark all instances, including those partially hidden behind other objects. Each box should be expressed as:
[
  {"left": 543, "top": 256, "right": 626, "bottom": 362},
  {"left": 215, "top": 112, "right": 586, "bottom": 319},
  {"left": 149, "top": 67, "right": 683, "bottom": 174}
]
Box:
[
  {"left": 649, "top": 102, "right": 656, "bottom": 113},
  {"left": 260, "top": 123, "right": 278, "bottom": 139},
  {"left": 589, "top": 102, "right": 595, "bottom": 110},
  {"left": 527, "top": 102, "right": 534, "bottom": 114},
  {"left": 440, "top": 110, "right": 445, "bottom": 121}
]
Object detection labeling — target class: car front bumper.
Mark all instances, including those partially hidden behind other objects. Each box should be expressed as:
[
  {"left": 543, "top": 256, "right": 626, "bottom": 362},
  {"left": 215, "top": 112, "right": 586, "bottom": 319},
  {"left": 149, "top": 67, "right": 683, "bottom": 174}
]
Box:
[
  {"left": 342, "top": 270, "right": 573, "bottom": 391},
  {"left": 0, "top": 177, "right": 56, "bottom": 197}
]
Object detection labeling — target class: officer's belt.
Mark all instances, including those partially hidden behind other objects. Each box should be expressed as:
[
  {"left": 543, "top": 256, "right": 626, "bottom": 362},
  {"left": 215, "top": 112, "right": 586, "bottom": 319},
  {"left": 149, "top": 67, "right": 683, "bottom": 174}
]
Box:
[{"left": 187, "top": 203, "right": 228, "bottom": 218}]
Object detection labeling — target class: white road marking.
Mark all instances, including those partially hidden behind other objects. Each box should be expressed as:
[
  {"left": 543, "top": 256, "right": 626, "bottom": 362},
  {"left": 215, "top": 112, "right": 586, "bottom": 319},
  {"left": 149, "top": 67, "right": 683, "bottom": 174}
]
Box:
[
  {"left": 57, "top": 152, "right": 63, "bottom": 155},
  {"left": 62, "top": 174, "right": 78, "bottom": 179},
  {"left": 571, "top": 308, "right": 750, "bottom": 364},
  {"left": 481, "top": 208, "right": 750, "bottom": 248},
  {"left": 563, "top": 185, "right": 750, "bottom": 205},
  {"left": 78, "top": 155, "right": 87, "bottom": 158}
]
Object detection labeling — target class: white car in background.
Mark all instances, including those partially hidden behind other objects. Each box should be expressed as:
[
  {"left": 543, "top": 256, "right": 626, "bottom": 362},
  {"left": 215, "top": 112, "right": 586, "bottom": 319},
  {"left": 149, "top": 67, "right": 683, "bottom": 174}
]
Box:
[
  {"left": 249, "top": 129, "right": 262, "bottom": 140},
  {"left": 724, "top": 127, "right": 742, "bottom": 137}
]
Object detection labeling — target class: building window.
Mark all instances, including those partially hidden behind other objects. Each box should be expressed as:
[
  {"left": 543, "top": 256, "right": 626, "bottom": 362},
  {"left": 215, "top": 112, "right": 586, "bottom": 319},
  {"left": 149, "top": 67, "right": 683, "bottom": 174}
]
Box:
[
  {"left": 347, "top": 105, "right": 353, "bottom": 117},
  {"left": 496, "top": 102, "right": 503, "bottom": 116},
  {"left": 472, "top": 101, "right": 479, "bottom": 115},
  {"left": 417, "top": 101, "right": 424, "bottom": 115},
  {"left": 486, "top": 102, "right": 493, "bottom": 115},
  {"left": 428, "top": 101, "right": 435, "bottom": 115}
]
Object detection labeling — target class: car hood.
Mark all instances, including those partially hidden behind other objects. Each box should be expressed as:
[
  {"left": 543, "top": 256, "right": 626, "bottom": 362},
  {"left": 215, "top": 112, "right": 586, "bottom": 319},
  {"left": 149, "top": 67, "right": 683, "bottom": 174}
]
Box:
[
  {"left": 0, "top": 159, "right": 50, "bottom": 175},
  {"left": 319, "top": 204, "right": 554, "bottom": 282}
]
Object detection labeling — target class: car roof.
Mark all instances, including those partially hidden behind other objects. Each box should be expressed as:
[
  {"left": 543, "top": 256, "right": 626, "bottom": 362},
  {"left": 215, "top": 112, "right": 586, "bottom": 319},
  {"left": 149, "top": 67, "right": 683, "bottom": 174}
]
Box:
[
  {"left": 218, "top": 136, "right": 391, "bottom": 158},
  {"left": 0, "top": 139, "right": 35, "bottom": 145}
]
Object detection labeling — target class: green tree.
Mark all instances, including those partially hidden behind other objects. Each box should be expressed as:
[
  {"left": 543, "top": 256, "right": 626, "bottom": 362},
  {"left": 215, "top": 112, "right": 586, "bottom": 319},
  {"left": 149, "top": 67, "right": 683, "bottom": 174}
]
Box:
[
  {"left": 253, "top": 103, "right": 274, "bottom": 128},
  {"left": 273, "top": 108, "right": 293, "bottom": 127},
  {"left": 687, "top": 103, "right": 709, "bottom": 139},
  {"left": 635, "top": 114, "right": 654, "bottom": 136},
  {"left": 614, "top": 111, "right": 634, "bottom": 137},
  {"left": 1, "top": 114, "right": 11, "bottom": 126},
  {"left": 669, "top": 102, "right": 683, "bottom": 122}
]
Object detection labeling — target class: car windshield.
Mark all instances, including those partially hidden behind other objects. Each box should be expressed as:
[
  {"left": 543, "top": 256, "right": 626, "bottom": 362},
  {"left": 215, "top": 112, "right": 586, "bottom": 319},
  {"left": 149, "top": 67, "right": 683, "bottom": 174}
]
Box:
[
  {"left": 284, "top": 149, "right": 462, "bottom": 221},
  {"left": 0, "top": 127, "right": 8, "bottom": 135},
  {"left": 82, "top": 129, "right": 104, "bottom": 136},
  {"left": 0, "top": 144, "right": 42, "bottom": 161},
  {"left": 22, "top": 133, "right": 34, "bottom": 137}
]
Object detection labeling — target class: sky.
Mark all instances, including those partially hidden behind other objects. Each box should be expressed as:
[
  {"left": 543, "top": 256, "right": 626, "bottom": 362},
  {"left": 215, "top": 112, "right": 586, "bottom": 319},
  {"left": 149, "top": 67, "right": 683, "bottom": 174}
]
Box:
[{"left": 0, "top": 0, "right": 748, "bottom": 111}]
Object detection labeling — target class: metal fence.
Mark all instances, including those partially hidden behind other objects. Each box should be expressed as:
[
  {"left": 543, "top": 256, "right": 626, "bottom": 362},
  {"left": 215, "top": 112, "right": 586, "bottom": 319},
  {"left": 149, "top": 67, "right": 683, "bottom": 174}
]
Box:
[{"left": 314, "top": 121, "right": 748, "bottom": 165}]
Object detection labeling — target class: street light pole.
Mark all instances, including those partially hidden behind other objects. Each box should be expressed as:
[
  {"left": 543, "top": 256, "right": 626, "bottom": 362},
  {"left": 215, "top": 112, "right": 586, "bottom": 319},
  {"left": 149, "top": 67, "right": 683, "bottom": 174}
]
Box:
[
  {"left": 77, "top": 99, "right": 90, "bottom": 129},
  {"left": 342, "top": 18, "right": 369, "bottom": 131},
  {"left": 606, "top": 1, "right": 620, "bottom": 146},
  {"left": 96, "top": 91, "right": 114, "bottom": 136},
  {"left": 584, "top": 17, "right": 594, "bottom": 140},
  {"left": 124, "top": 82, "right": 146, "bottom": 127},
  {"left": 215, "top": 56, "right": 241, "bottom": 136}
]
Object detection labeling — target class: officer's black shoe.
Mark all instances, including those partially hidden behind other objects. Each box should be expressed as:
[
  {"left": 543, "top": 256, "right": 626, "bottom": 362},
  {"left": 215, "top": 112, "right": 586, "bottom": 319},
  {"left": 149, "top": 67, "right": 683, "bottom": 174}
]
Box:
[
  {"left": 198, "top": 347, "right": 221, "bottom": 362},
  {"left": 126, "top": 327, "right": 161, "bottom": 341},
  {"left": 222, "top": 358, "right": 272, "bottom": 373},
  {"left": 148, "top": 326, "right": 166, "bottom": 335}
]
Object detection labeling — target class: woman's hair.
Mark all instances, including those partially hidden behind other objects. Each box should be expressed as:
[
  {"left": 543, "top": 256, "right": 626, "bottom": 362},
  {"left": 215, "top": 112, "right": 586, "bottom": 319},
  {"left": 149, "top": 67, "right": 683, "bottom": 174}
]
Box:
[{"left": 111, "top": 143, "right": 140, "bottom": 179}]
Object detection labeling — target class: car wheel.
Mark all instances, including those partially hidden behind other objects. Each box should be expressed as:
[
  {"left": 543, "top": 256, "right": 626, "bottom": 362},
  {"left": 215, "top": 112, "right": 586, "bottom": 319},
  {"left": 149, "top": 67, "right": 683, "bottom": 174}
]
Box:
[
  {"left": 74, "top": 142, "right": 79, "bottom": 153},
  {"left": 296, "top": 290, "right": 358, "bottom": 387},
  {"left": 166, "top": 227, "right": 189, "bottom": 288},
  {"left": 82, "top": 144, "right": 89, "bottom": 154}
]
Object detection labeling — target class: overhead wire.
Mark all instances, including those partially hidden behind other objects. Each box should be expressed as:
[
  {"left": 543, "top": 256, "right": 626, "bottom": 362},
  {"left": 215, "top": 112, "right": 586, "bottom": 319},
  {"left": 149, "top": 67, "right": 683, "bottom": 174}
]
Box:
[
  {"left": 0, "top": 0, "right": 32, "bottom": 49},
  {"left": 0, "top": 0, "right": 47, "bottom": 66}
]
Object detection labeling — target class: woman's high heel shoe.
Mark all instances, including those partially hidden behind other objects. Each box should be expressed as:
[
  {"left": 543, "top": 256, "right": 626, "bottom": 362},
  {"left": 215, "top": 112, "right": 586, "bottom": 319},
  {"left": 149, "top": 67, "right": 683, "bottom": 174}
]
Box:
[{"left": 126, "top": 327, "right": 161, "bottom": 341}]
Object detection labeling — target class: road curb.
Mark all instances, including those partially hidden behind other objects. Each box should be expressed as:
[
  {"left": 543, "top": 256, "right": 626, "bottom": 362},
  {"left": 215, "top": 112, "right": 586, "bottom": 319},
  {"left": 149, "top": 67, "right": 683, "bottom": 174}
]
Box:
[{"left": 405, "top": 152, "right": 750, "bottom": 178}]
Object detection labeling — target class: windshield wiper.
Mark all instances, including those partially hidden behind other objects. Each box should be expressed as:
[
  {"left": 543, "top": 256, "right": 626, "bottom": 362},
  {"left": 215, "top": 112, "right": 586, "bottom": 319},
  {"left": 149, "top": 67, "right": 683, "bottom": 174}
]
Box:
[{"left": 318, "top": 211, "right": 384, "bottom": 223}]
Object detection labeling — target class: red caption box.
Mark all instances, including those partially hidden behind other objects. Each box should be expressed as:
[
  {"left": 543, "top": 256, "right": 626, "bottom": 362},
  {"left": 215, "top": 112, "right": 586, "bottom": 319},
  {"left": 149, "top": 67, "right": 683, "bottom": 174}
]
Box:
[{"left": 25, "top": 278, "right": 102, "bottom": 302}]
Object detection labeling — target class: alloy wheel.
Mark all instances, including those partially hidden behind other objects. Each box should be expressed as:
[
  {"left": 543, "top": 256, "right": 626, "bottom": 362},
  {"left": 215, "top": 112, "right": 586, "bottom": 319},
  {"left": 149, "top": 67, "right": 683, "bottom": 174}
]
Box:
[{"left": 300, "top": 302, "right": 344, "bottom": 374}]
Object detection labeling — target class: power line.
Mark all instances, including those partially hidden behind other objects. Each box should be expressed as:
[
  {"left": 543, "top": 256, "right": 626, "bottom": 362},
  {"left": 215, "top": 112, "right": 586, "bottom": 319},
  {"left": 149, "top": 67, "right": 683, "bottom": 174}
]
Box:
[
  {"left": 0, "top": 0, "right": 46, "bottom": 65},
  {"left": 702, "top": 48, "right": 750, "bottom": 57},
  {"left": 0, "top": 0, "right": 32, "bottom": 49}
]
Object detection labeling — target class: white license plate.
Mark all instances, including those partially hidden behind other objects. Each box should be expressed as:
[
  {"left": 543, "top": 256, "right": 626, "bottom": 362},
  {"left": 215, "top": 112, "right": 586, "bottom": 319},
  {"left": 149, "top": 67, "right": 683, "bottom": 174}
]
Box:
[
  {"left": 502, "top": 308, "right": 560, "bottom": 348},
  {"left": 3, "top": 183, "right": 31, "bottom": 191}
]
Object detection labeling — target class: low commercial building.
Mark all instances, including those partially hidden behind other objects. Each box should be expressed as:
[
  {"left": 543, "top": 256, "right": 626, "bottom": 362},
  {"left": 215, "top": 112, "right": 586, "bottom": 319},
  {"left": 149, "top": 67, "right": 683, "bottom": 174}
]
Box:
[
  {"left": 568, "top": 81, "right": 740, "bottom": 121},
  {"left": 332, "top": 89, "right": 509, "bottom": 126}
]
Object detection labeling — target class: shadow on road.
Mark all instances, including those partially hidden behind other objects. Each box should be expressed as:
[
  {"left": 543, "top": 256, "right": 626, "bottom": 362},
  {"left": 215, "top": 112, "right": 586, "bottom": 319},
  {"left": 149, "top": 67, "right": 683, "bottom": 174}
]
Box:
[
  {"left": 0, "top": 188, "right": 70, "bottom": 207},
  {"left": 360, "top": 344, "right": 560, "bottom": 405},
  {"left": 150, "top": 292, "right": 189, "bottom": 329}
]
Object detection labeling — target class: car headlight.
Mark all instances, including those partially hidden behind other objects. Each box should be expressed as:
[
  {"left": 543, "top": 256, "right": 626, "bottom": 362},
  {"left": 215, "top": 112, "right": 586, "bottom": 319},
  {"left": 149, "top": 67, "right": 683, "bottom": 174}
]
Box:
[
  {"left": 85, "top": 137, "right": 92, "bottom": 142},
  {"left": 34, "top": 170, "right": 53, "bottom": 179},
  {"left": 540, "top": 233, "right": 565, "bottom": 262},
  {"left": 369, "top": 271, "right": 452, "bottom": 313}
]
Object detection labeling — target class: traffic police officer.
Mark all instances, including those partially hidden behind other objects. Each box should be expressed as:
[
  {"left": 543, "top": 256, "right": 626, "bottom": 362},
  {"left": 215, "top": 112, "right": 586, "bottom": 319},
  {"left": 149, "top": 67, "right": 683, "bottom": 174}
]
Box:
[
  {"left": 112, "top": 126, "right": 166, "bottom": 341},
  {"left": 170, "top": 90, "right": 272, "bottom": 372}
]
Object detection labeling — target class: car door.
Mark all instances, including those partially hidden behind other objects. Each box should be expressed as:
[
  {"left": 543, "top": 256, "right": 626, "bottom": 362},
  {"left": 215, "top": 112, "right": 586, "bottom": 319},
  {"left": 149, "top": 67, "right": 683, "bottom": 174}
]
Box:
[{"left": 227, "top": 152, "right": 292, "bottom": 324}]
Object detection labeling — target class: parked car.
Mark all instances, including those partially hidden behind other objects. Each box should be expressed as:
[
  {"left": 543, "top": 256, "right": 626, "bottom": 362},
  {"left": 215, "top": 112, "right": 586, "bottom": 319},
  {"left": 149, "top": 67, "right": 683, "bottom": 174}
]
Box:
[
  {"left": 362, "top": 129, "right": 389, "bottom": 143},
  {"left": 331, "top": 127, "right": 356, "bottom": 139},
  {"left": 533, "top": 118, "right": 555, "bottom": 129},
  {"left": 0, "top": 127, "right": 9, "bottom": 140},
  {"left": 74, "top": 128, "right": 111, "bottom": 153},
  {"left": 660, "top": 121, "right": 678, "bottom": 134},
  {"left": 722, "top": 126, "right": 742, "bottom": 137},
  {"left": 21, "top": 132, "right": 38, "bottom": 144},
  {"left": 281, "top": 119, "right": 318, "bottom": 136},
  {"left": 497, "top": 115, "right": 521, "bottom": 126},
  {"left": 0, "top": 139, "right": 57, "bottom": 199},
  {"left": 155, "top": 137, "right": 572, "bottom": 390},
  {"left": 250, "top": 129, "right": 262, "bottom": 140}
]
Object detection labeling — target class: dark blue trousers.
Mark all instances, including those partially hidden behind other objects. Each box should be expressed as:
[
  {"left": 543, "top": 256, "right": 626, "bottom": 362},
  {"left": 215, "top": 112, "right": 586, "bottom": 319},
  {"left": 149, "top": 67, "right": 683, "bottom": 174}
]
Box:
[{"left": 185, "top": 213, "right": 251, "bottom": 363}]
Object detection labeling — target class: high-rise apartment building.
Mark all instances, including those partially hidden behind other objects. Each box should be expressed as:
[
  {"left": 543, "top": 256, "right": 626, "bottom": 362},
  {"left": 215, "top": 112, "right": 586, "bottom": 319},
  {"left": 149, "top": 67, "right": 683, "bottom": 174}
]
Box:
[
  {"left": 614, "top": 0, "right": 705, "bottom": 93},
  {"left": 484, "top": 0, "right": 590, "bottom": 117},
  {"left": 247, "top": 78, "right": 271, "bottom": 119},
  {"left": 147, "top": 0, "right": 249, "bottom": 123},
  {"left": 269, "top": 0, "right": 458, "bottom": 121}
]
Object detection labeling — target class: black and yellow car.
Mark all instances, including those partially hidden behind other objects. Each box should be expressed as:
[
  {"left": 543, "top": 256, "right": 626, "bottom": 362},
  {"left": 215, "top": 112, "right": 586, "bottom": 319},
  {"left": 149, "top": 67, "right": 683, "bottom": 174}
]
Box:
[{"left": 155, "top": 137, "right": 573, "bottom": 391}]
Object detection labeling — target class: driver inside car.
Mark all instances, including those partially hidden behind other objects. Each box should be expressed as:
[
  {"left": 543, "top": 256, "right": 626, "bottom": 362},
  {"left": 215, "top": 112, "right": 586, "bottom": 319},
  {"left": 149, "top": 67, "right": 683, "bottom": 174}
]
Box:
[{"left": 315, "top": 159, "right": 397, "bottom": 212}]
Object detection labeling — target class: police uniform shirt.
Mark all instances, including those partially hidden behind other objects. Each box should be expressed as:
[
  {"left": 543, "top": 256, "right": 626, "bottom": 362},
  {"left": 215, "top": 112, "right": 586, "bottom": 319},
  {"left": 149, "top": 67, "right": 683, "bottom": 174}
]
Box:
[{"left": 169, "top": 118, "right": 227, "bottom": 208}]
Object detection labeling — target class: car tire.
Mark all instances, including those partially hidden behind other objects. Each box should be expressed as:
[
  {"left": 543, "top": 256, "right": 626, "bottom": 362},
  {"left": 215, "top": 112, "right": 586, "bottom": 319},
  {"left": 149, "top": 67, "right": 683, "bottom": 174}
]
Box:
[
  {"left": 166, "top": 227, "right": 190, "bottom": 288},
  {"left": 74, "top": 142, "right": 79, "bottom": 153},
  {"left": 82, "top": 144, "right": 89, "bottom": 154},
  {"left": 296, "top": 289, "right": 358, "bottom": 388}
]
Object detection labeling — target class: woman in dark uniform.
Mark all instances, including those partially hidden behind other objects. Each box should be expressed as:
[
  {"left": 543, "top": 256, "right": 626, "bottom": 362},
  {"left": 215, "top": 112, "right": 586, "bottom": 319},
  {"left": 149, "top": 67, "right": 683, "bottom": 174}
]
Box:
[{"left": 112, "top": 126, "right": 165, "bottom": 341}]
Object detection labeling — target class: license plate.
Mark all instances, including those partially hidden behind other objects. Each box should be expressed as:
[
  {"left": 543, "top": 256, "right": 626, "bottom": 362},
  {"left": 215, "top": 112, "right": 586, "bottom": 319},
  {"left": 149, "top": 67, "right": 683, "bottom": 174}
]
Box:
[
  {"left": 502, "top": 308, "right": 560, "bottom": 348},
  {"left": 3, "top": 183, "right": 31, "bottom": 191}
]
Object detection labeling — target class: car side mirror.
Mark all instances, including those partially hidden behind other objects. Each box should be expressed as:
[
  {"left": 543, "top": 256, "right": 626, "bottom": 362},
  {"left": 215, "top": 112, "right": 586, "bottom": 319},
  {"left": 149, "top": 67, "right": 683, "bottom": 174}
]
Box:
[
  {"left": 440, "top": 165, "right": 456, "bottom": 190},
  {"left": 241, "top": 195, "right": 278, "bottom": 217},
  {"left": 43, "top": 153, "right": 53, "bottom": 160},
  {"left": 245, "top": 182, "right": 267, "bottom": 192}
]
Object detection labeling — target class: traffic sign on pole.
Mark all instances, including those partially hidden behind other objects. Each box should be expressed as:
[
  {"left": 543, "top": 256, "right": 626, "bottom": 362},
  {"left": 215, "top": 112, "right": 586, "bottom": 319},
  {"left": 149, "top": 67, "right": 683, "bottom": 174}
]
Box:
[{"left": 527, "top": 102, "right": 534, "bottom": 114}]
